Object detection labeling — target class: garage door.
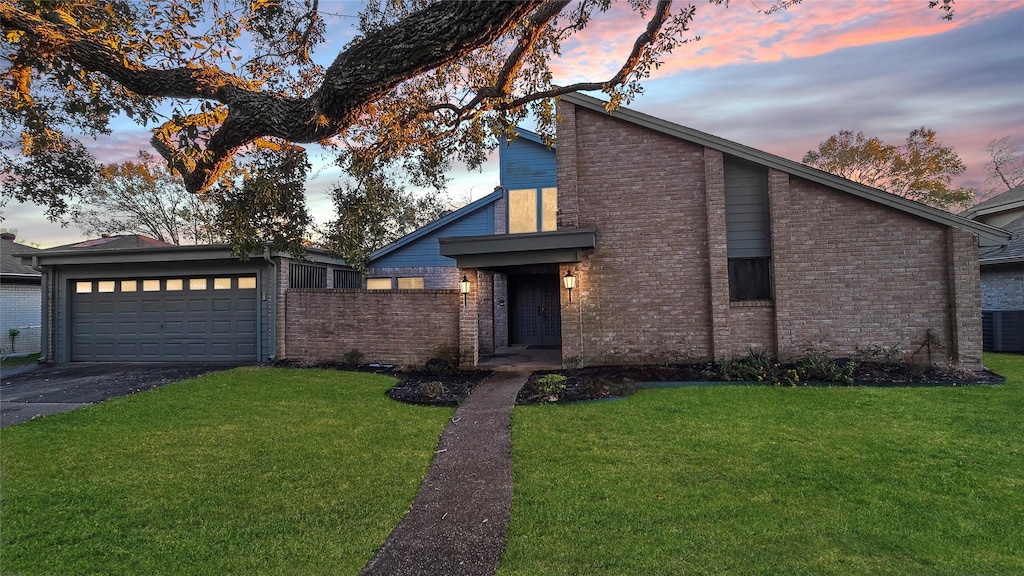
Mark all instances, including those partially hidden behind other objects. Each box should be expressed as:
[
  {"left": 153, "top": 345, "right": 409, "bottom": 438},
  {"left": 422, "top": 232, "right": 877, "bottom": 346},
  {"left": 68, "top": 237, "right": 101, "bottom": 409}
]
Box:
[{"left": 71, "top": 275, "right": 258, "bottom": 361}]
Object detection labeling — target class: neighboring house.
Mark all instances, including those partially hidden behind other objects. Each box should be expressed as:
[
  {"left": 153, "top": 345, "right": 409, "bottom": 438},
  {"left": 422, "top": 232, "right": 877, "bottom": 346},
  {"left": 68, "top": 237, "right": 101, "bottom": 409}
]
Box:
[
  {"left": 20, "top": 235, "right": 357, "bottom": 363},
  {"left": 358, "top": 94, "right": 1009, "bottom": 369},
  {"left": 1, "top": 232, "right": 42, "bottom": 355},
  {"left": 965, "top": 185, "right": 1024, "bottom": 352}
]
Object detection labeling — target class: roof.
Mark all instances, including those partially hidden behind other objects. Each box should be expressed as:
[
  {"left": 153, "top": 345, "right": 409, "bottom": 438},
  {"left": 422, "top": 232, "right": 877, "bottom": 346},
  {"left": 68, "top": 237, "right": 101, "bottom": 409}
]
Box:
[
  {"left": 962, "top": 184, "right": 1024, "bottom": 219},
  {"left": 17, "top": 237, "right": 350, "bottom": 268},
  {"left": 979, "top": 214, "right": 1024, "bottom": 265},
  {"left": 1, "top": 234, "right": 41, "bottom": 279},
  {"left": 561, "top": 92, "right": 1012, "bottom": 247},
  {"left": 47, "top": 234, "right": 174, "bottom": 251},
  {"left": 370, "top": 189, "right": 504, "bottom": 262}
]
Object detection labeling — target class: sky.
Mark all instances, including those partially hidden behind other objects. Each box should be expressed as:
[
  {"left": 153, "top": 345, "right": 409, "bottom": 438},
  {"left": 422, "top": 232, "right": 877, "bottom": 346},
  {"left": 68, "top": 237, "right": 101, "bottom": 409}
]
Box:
[{"left": 4, "top": 0, "right": 1023, "bottom": 248}]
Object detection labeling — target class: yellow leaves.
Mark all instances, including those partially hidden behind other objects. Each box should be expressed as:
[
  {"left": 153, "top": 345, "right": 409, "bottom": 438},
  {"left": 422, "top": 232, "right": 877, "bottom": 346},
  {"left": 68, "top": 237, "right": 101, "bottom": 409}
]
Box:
[{"left": 5, "top": 29, "right": 24, "bottom": 43}]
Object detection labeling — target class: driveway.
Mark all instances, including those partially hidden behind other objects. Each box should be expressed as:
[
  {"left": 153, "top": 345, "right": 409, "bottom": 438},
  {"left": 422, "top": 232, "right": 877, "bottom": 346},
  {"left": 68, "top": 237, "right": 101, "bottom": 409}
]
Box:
[{"left": 0, "top": 362, "right": 246, "bottom": 428}]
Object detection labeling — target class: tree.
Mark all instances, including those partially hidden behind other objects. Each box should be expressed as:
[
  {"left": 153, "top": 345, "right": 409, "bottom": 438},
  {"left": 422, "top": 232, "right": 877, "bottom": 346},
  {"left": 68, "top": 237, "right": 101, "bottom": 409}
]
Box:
[
  {"left": 802, "top": 128, "right": 974, "bottom": 211},
  {"left": 322, "top": 172, "right": 447, "bottom": 271},
  {"left": 72, "top": 151, "right": 223, "bottom": 245},
  {"left": 981, "top": 136, "right": 1023, "bottom": 199},
  {"left": 2, "top": 0, "right": 958, "bottom": 250}
]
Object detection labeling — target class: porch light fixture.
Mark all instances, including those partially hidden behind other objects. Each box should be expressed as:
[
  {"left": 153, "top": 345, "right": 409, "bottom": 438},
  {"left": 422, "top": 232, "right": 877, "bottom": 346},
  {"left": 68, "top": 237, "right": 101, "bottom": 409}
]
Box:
[
  {"left": 459, "top": 275, "right": 471, "bottom": 306},
  {"left": 563, "top": 270, "right": 576, "bottom": 302}
]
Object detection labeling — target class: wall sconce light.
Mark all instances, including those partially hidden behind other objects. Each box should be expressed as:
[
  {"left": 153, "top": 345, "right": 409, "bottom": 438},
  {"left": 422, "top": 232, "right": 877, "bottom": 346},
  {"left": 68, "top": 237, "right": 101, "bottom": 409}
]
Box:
[
  {"left": 459, "top": 275, "right": 471, "bottom": 306},
  {"left": 563, "top": 270, "right": 576, "bottom": 302}
]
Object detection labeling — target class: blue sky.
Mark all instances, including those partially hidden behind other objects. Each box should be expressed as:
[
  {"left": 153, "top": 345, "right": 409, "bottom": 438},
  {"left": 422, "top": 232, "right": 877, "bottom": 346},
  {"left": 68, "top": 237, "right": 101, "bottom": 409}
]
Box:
[{"left": 5, "top": 0, "right": 1023, "bottom": 247}]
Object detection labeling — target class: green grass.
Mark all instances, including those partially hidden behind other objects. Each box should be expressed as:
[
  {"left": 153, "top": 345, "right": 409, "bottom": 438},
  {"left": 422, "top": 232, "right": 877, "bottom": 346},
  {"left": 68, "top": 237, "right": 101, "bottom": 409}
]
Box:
[
  {"left": 500, "top": 353, "right": 1024, "bottom": 576},
  {"left": 0, "top": 352, "right": 40, "bottom": 368},
  {"left": 0, "top": 367, "right": 453, "bottom": 575}
]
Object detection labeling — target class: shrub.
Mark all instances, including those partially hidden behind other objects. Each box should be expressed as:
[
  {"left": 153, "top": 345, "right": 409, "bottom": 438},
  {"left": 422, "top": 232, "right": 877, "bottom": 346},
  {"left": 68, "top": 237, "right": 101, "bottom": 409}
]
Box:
[
  {"left": 424, "top": 357, "right": 456, "bottom": 377},
  {"left": 720, "top": 348, "right": 773, "bottom": 382},
  {"left": 419, "top": 380, "right": 445, "bottom": 399},
  {"left": 533, "top": 373, "right": 567, "bottom": 400},
  {"left": 342, "top": 349, "right": 364, "bottom": 367},
  {"left": 797, "top": 348, "right": 856, "bottom": 386}
]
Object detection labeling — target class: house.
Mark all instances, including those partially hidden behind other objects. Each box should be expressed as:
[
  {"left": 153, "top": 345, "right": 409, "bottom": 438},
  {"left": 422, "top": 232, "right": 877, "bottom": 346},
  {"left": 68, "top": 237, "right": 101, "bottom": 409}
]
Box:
[
  {"left": 331, "top": 93, "right": 1009, "bottom": 370},
  {"left": 20, "top": 235, "right": 357, "bottom": 363},
  {"left": 1, "top": 232, "right": 42, "bottom": 356},
  {"left": 964, "top": 185, "right": 1024, "bottom": 352}
]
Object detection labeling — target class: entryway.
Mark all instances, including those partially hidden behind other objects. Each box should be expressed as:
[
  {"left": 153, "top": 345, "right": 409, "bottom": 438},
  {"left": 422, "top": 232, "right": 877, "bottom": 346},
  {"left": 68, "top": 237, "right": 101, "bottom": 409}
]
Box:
[{"left": 508, "top": 273, "right": 561, "bottom": 346}]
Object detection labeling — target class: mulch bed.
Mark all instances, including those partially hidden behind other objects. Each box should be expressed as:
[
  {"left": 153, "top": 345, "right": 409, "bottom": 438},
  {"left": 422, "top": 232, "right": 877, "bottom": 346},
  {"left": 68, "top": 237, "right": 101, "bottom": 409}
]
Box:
[{"left": 273, "top": 359, "right": 1005, "bottom": 407}]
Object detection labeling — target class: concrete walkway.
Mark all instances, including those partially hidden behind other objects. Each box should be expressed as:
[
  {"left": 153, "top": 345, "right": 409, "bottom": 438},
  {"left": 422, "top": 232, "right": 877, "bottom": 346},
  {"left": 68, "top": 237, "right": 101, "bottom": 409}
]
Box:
[{"left": 360, "top": 371, "right": 529, "bottom": 576}]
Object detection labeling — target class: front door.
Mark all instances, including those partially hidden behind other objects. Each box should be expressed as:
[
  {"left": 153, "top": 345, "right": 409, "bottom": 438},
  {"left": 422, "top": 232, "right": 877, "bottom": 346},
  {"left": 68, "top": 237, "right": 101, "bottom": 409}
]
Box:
[{"left": 509, "top": 274, "right": 561, "bottom": 346}]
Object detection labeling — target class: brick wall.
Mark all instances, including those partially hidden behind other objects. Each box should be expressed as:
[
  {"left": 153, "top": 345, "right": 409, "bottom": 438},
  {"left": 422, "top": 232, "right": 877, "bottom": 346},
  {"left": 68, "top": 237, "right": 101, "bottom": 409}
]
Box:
[
  {"left": 0, "top": 283, "right": 42, "bottom": 354},
  {"left": 364, "top": 266, "right": 460, "bottom": 290},
  {"left": 559, "top": 107, "right": 714, "bottom": 364},
  {"left": 285, "top": 289, "right": 460, "bottom": 368},
  {"left": 981, "top": 264, "right": 1024, "bottom": 309}
]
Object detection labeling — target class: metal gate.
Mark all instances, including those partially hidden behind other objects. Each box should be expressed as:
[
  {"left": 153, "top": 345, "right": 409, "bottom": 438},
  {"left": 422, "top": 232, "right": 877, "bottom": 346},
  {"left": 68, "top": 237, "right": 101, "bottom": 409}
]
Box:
[{"left": 70, "top": 275, "right": 258, "bottom": 361}]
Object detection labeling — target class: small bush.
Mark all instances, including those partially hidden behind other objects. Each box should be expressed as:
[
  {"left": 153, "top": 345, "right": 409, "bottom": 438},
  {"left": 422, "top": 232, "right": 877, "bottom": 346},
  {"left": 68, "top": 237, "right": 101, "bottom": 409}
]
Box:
[
  {"left": 797, "top": 348, "right": 856, "bottom": 386},
  {"left": 533, "top": 373, "right": 568, "bottom": 400},
  {"left": 419, "top": 380, "right": 445, "bottom": 399},
  {"left": 720, "top": 348, "right": 773, "bottom": 382},
  {"left": 424, "top": 357, "right": 456, "bottom": 376},
  {"left": 342, "top": 349, "right": 364, "bottom": 367}
]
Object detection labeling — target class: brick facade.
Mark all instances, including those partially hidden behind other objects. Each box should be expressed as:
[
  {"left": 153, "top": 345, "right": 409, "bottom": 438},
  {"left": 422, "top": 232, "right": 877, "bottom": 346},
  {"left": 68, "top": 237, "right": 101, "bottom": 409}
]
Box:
[
  {"left": 364, "top": 265, "right": 460, "bottom": 290},
  {"left": 285, "top": 289, "right": 460, "bottom": 368},
  {"left": 0, "top": 283, "right": 42, "bottom": 354},
  {"left": 557, "top": 103, "right": 984, "bottom": 368},
  {"left": 981, "top": 264, "right": 1024, "bottom": 309}
]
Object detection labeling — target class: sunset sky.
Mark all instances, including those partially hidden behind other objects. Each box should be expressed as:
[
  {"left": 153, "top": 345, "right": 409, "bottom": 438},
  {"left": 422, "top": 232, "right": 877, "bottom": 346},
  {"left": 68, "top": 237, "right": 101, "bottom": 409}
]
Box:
[{"left": 5, "top": 0, "right": 1024, "bottom": 248}]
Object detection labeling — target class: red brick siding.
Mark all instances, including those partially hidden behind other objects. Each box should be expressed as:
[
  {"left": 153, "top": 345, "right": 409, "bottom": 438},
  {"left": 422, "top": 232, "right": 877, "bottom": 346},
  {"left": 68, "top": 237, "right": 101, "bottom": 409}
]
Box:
[
  {"left": 770, "top": 175, "right": 955, "bottom": 362},
  {"left": 561, "top": 107, "right": 713, "bottom": 364},
  {"left": 284, "top": 289, "right": 459, "bottom": 368}
]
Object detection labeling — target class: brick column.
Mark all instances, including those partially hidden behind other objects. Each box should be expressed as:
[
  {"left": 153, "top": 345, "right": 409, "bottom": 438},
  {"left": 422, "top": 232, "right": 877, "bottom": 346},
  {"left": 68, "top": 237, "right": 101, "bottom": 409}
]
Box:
[
  {"left": 477, "top": 271, "right": 494, "bottom": 356},
  {"left": 556, "top": 100, "right": 580, "bottom": 229},
  {"left": 459, "top": 269, "right": 480, "bottom": 368},
  {"left": 704, "top": 148, "right": 730, "bottom": 358},
  {"left": 947, "top": 228, "right": 983, "bottom": 369},
  {"left": 767, "top": 169, "right": 794, "bottom": 361}
]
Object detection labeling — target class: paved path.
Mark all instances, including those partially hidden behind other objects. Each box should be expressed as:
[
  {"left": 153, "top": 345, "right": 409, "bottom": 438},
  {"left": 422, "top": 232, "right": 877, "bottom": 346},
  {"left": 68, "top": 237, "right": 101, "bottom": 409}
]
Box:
[{"left": 360, "top": 371, "right": 529, "bottom": 576}]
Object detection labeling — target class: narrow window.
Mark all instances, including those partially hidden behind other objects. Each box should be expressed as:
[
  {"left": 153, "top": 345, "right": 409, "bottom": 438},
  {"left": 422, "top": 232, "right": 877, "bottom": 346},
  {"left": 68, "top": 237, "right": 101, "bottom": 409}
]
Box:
[
  {"left": 238, "top": 277, "right": 257, "bottom": 289},
  {"left": 366, "top": 278, "right": 392, "bottom": 290},
  {"left": 142, "top": 279, "right": 161, "bottom": 292},
  {"left": 75, "top": 281, "right": 92, "bottom": 293},
  {"left": 214, "top": 277, "right": 232, "bottom": 290},
  {"left": 97, "top": 281, "right": 116, "bottom": 293},
  {"left": 725, "top": 158, "right": 772, "bottom": 301},
  {"left": 189, "top": 278, "right": 208, "bottom": 290},
  {"left": 166, "top": 279, "right": 183, "bottom": 291},
  {"left": 121, "top": 280, "right": 137, "bottom": 292},
  {"left": 509, "top": 188, "right": 538, "bottom": 234}
]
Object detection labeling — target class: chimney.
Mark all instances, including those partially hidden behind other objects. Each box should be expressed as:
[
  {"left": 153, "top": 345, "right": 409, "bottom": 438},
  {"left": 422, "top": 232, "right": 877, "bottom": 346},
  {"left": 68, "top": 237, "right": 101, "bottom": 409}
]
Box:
[{"left": 0, "top": 232, "right": 15, "bottom": 240}]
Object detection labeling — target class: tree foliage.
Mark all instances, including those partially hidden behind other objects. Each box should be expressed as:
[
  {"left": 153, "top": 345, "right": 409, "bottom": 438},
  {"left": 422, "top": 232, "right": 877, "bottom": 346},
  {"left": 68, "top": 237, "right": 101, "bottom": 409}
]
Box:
[
  {"left": 802, "top": 128, "right": 974, "bottom": 211},
  {"left": 982, "top": 136, "right": 1023, "bottom": 199},
  {"left": 322, "top": 173, "right": 447, "bottom": 271},
  {"left": 72, "top": 151, "right": 222, "bottom": 244},
  {"left": 2, "top": 0, "right": 958, "bottom": 252}
]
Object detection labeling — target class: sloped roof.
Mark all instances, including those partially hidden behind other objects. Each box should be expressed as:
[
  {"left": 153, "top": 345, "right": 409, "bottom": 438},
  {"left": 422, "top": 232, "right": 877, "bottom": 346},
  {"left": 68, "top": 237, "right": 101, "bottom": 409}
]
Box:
[
  {"left": 561, "top": 92, "right": 1011, "bottom": 247},
  {"left": 1, "top": 234, "right": 41, "bottom": 278},
  {"left": 979, "top": 214, "right": 1024, "bottom": 264},
  {"left": 962, "top": 184, "right": 1024, "bottom": 219},
  {"left": 47, "top": 234, "right": 174, "bottom": 251},
  {"left": 370, "top": 189, "right": 504, "bottom": 262}
]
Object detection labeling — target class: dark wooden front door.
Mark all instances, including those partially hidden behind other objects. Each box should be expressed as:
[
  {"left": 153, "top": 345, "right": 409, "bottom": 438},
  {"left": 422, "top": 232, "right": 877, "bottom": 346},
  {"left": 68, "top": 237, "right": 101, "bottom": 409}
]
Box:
[{"left": 509, "top": 274, "right": 561, "bottom": 346}]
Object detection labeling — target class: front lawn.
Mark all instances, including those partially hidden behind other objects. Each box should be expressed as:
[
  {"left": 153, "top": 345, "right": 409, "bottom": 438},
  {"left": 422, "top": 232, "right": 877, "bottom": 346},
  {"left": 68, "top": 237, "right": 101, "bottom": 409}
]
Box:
[
  {"left": 0, "top": 368, "right": 453, "bottom": 575},
  {"left": 500, "top": 353, "right": 1024, "bottom": 575}
]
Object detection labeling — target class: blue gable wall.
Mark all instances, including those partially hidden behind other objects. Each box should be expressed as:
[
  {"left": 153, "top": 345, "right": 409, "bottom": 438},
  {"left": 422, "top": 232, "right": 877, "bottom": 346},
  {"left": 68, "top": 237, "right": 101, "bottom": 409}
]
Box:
[
  {"left": 370, "top": 194, "right": 498, "bottom": 268},
  {"left": 499, "top": 130, "right": 556, "bottom": 190}
]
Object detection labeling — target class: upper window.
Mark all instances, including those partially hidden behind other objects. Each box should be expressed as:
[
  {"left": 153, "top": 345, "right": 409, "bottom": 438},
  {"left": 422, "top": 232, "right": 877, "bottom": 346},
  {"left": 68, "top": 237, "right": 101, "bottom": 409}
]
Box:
[
  {"left": 366, "top": 278, "right": 392, "bottom": 290},
  {"left": 397, "top": 277, "right": 424, "bottom": 290},
  {"left": 724, "top": 158, "right": 771, "bottom": 301},
  {"left": 508, "top": 187, "right": 557, "bottom": 234}
]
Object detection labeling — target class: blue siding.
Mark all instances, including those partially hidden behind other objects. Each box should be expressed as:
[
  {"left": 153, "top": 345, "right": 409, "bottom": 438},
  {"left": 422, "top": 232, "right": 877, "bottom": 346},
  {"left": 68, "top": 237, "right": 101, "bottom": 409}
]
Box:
[
  {"left": 372, "top": 204, "right": 495, "bottom": 268},
  {"left": 500, "top": 136, "right": 556, "bottom": 190}
]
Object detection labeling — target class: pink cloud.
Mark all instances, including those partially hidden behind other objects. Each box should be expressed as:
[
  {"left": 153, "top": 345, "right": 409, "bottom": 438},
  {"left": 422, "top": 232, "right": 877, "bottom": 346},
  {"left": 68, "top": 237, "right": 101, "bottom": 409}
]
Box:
[{"left": 550, "top": 0, "right": 1024, "bottom": 82}]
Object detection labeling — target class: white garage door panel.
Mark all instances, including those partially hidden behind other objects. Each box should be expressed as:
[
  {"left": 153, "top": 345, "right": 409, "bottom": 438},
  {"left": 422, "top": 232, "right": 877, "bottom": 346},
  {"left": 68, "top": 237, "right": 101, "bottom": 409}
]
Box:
[{"left": 71, "top": 276, "right": 259, "bottom": 362}]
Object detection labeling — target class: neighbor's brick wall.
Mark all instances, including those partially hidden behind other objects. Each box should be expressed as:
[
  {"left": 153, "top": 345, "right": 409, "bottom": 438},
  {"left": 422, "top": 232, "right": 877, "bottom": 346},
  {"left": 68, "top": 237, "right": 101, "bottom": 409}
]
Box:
[
  {"left": 770, "top": 174, "right": 955, "bottom": 362},
  {"left": 559, "top": 105, "right": 714, "bottom": 365},
  {"left": 285, "top": 289, "right": 460, "bottom": 368},
  {"left": 0, "top": 284, "right": 42, "bottom": 354},
  {"left": 981, "top": 264, "right": 1024, "bottom": 310}
]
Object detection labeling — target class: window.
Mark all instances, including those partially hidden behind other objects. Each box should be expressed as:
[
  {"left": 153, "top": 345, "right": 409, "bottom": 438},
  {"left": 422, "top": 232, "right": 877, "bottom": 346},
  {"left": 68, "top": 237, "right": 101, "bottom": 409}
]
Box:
[
  {"left": 334, "top": 269, "right": 362, "bottom": 289},
  {"left": 121, "top": 280, "right": 137, "bottom": 292},
  {"left": 143, "top": 279, "right": 161, "bottom": 292},
  {"left": 97, "top": 281, "right": 116, "bottom": 293},
  {"left": 166, "top": 279, "right": 183, "bottom": 291},
  {"left": 289, "top": 263, "right": 327, "bottom": 288},
  {"left": 397, "top": 277, "right": 424, "bottom": 290},
  {"left": 366, "top": 278, "right": 392, "bottom": 290},
  {"left": 725, "top": 158, "right": 771, "bottom": 301},
  {"left": 75, "top": 281, "right": 92, "bottom": 293},
  {"left": 238, "top": 276, "right": 257, "bottom": 289},
  {"left": 189, "top": 278, "right": 208, "bottom": 290},
  {"left": 214, "top": 277, "right": 232, "bottom": 290},
  {"left": 509, "top": 187, "right": 557, "bottom": 234}
]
